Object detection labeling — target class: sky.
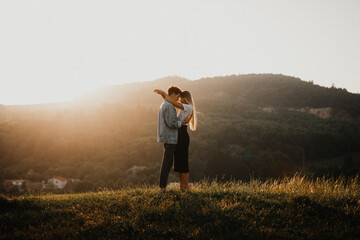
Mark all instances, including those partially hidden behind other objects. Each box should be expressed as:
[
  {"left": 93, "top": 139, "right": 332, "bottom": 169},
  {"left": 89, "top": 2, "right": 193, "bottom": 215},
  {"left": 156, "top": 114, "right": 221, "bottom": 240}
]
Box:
[{"left": 1, "top": 0, "right": 360, "bottom": 105}]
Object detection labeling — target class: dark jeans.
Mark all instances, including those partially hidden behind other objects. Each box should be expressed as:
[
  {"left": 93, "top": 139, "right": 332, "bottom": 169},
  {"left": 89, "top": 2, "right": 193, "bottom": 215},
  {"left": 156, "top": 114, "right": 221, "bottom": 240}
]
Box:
[{"left": 159, "top": 143, "right": 176, "bottom": 188}]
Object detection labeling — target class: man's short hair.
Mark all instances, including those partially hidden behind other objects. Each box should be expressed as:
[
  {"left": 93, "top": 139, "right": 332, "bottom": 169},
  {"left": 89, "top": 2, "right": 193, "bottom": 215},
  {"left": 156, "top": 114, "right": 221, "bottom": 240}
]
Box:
[{"left": 168, "top": 85, "right": 182, "bottom": 96}]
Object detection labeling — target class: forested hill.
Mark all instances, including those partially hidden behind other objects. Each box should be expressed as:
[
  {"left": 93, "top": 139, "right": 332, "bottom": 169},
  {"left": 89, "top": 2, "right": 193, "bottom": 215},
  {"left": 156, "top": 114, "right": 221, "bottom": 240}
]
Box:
[
  {"left": 2, "top": 74, "right": 360, "bottom": 120},
  {"left": 1, "top": 74, "right": 360, "bottom": 193},
  {"left": 72, "top": 74, "right": 360, "bottom": 120}
]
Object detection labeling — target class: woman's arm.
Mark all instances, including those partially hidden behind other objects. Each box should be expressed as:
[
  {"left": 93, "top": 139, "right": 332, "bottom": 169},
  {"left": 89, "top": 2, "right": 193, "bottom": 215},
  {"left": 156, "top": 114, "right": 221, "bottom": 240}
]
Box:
[
  {"left": 154, "top": 89, "right": 184, "bottom": 110},
  {"left": 154, "top": 89, "right": 166, "bottom": 99}
]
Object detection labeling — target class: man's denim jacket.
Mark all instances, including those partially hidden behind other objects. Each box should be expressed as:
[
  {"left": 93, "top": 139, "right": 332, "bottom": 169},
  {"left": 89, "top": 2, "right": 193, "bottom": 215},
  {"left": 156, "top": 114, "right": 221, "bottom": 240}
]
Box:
[{"left": 157, "top": 100, "right": 182, "bottom": 144}]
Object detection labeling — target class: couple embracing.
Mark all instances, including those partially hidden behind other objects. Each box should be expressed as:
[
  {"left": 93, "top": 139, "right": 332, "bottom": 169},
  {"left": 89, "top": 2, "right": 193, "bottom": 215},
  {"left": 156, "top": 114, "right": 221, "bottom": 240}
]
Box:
[{"left": 154, "top": 86, "right": 197, "bottom": 192}]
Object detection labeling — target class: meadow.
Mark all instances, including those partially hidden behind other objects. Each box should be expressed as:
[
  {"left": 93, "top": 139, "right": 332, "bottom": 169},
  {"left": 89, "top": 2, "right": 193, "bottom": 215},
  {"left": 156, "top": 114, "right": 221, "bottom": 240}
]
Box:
[{"left": 1, "top": 174, "right": 360, "bottom": 240}]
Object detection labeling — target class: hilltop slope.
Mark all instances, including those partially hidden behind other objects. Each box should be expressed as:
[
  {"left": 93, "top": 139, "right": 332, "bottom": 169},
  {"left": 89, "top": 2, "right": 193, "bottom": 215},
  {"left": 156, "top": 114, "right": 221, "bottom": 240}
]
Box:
[{"left": 1, "top": 176, "right": 359, "bottom": 240}]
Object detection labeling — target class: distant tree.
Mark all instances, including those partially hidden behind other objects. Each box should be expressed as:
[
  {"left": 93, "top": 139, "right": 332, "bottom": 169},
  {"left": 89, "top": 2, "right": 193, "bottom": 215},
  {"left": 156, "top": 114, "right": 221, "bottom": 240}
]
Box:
[
  {"left": 7, "top": 185, "right": 19, "bottom": 195},
  {"left": 0, "top": 184, "right": 6, "bottom": 194},
  {"left": 342, "top": 155, "right": 353, "bottom": 171},
  {"left": 73, "top": 181, "right": 94, "bottom": 192}
]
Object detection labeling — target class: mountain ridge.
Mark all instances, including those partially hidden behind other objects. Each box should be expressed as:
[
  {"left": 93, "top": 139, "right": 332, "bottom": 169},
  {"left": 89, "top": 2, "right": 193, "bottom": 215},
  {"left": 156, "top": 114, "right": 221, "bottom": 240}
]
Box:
[
  {"left": 78, "top": 74, "right": 360, "bottom": 120},
  {"left": 2, "top": 74, "right": 359, "bottom": 121}
]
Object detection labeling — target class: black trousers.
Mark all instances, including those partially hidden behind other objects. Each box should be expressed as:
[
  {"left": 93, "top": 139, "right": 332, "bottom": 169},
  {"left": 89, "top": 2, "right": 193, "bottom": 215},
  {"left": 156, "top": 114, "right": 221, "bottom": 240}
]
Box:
[
  {"left": 159, "top": 143, "right": 176, "bottom": 188},
  {"left": 174, "top": 126, "right": 190, "bottom": 173}
]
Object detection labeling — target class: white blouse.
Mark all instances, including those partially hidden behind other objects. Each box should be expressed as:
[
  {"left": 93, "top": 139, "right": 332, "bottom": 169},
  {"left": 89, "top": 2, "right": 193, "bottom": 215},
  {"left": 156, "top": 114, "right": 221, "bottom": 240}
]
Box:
[{"left": 177, "top": 104, "right": 193, "bottom": 124}]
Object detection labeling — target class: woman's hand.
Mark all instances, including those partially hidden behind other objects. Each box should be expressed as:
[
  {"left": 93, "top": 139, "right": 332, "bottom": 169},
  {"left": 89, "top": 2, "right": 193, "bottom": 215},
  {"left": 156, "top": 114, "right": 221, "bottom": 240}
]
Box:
[
  {"left": 154, "top": 89, "right": 165, "bottom": 98},
  {"left": 181, "top": 115, "right": 191, "bottom": 125},
  {"left": 154, "top": 89, "right": 164, "bottom": 95}
]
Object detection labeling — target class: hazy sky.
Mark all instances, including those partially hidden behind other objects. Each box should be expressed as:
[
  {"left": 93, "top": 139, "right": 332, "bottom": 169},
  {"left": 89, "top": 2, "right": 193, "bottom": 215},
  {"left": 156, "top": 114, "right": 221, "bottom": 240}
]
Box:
[{"left": 1, "top": 0, "right": 360, "bottom": 105}]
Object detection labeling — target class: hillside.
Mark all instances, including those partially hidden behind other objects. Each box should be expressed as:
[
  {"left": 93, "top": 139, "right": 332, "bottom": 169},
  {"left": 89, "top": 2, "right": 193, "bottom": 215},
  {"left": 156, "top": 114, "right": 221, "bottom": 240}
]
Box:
[
  {"left": 1, "top": 175, "right": 359, "bottom": 239},
  {"left": 74, "top": 74, "right": 360, "bottom": 120},
  {"left": 5, "top": 74, "right": 357, "bottom": 118},
  {"left": 0, "top": 74, "right": 360, "bottom": 194}
]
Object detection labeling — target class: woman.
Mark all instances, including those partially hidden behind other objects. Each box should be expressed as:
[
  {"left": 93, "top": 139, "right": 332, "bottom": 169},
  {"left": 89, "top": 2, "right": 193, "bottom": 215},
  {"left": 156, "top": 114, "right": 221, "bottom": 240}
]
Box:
[{"left": 154, "top": 89, "right": 197, "bottom": 191}]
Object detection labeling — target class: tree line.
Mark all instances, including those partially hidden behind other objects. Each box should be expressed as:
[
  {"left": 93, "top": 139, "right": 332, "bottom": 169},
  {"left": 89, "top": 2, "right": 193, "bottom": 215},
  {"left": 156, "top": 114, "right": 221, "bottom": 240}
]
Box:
[{"left": 1, "top": 74, "right": 359, "bottom": 193}]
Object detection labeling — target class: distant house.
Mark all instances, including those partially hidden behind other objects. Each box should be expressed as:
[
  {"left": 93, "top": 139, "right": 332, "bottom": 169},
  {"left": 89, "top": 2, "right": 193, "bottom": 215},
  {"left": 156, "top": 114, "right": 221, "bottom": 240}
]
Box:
[
  {"left": 48, "top": 176, "right": 68, "bottom": 189},
  {"left": 126, "top": 165, "right": 147, "bottom": 175},
  {"left": 3, "top": 180, "right": 26, "bottom": 186},
  {"left": 47, "top": 176, "right": 80, "bottom": 189},
  {"left": 3, "top": 180, "right": 26, "bottom": 192}
]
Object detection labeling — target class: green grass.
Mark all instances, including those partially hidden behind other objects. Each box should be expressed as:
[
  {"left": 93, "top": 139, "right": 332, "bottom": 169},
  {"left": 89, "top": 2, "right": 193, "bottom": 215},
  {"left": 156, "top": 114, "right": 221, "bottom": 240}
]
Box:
[{"left": 1, "top": 175, "right": 360, "bottom": 240}]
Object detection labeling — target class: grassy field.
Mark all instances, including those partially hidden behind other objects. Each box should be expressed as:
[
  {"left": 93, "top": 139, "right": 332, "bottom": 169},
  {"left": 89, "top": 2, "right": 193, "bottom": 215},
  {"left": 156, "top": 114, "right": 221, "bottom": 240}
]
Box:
[{"left": 1, "top": 175, "right": 360, "bottom": 240}]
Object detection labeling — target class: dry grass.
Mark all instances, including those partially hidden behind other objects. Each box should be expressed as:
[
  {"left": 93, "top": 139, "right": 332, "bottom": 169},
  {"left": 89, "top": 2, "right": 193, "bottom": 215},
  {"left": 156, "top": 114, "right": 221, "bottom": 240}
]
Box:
[{"left": 1, "top": 174, "right": 359, "bottom": 240}]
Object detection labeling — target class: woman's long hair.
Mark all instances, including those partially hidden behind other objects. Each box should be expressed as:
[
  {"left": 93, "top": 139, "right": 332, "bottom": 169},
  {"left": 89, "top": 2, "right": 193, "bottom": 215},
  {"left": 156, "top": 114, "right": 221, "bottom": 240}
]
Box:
[{"left": 181, "top": 91, "right": 197, "bottom": 131}]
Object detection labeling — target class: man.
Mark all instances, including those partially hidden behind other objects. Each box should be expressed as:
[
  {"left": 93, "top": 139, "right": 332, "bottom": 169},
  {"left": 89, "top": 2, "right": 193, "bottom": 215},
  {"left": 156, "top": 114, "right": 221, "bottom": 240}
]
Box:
[{"left": 157, "top": 85, "right": 186, "bottom": 191}]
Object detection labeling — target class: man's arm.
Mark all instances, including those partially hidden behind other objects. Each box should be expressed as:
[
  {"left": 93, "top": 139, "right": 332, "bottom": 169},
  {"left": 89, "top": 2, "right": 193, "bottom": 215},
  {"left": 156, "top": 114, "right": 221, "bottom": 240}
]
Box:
[
  {"left": 163, "top": 104, "right": 182, "bottom": 129},
  {"left": 154, "top": 89, "right": 184, "bottom": 110}
]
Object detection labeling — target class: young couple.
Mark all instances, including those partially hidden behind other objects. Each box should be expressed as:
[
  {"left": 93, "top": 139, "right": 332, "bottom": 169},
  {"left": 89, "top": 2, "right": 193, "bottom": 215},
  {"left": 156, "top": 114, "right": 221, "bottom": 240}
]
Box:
[{"left": 154, "top": 86, "right": 197, "bottom": 192}]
